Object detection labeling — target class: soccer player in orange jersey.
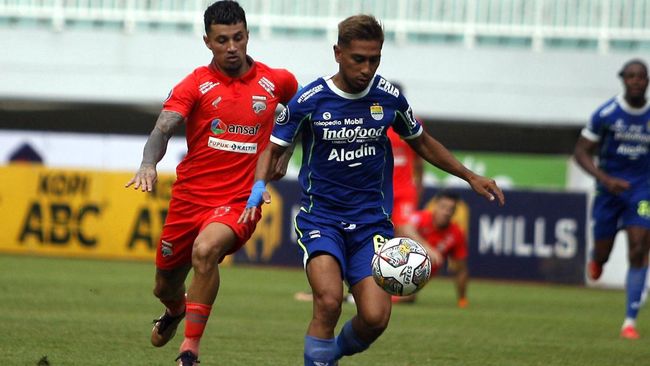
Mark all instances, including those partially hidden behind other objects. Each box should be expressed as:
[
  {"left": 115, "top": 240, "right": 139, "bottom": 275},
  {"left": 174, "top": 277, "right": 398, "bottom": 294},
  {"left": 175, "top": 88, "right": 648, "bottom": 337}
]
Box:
[
  {"left": 125, "top": 2, "right": 298, "bottom": 365},
  {"left": 393, "top": 191, "right": 469, "bottom": 307}
]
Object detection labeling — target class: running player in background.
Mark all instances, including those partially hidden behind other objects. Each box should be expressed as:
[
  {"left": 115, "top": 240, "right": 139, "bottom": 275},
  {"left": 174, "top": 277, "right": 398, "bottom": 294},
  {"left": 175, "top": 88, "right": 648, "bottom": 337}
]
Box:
[
  {"left": 393, "top": 191, "right": 469, "bottom": 307},
  {"left": 125, "top": 1, "right": 298, "bottom": 364},
  {"left": 573, "top": 58, "right": 650, "bottom": 340},
  {"left": 240, "top": 14, "right": 504, "bottom": 365}
]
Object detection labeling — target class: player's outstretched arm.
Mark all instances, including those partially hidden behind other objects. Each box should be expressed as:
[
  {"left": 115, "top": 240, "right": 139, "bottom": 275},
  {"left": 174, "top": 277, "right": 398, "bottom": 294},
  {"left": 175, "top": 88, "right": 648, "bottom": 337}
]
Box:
[
  {"left": 238, "top": 142, "right": 287, "bottom": 224},
  {"left": 406, "top": 132, "right": 505, "bottom": 205},
  {"left": 125, "top": 111, "right": 183, "bottom": 192}
]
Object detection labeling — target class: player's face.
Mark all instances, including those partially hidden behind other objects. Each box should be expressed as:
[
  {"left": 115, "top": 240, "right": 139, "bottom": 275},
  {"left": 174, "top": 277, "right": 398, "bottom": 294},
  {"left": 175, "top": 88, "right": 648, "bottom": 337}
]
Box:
[
  {"left": 204, "top": 22, "right": 249, "bottom": 77},
  {"left": 434, "top": 197, "right": 457, "bottom": 228},
  {"left": 333, "top": 39, "right": 382, "bottom": 93},
  {"left": 621, "top": 64, "right": 648, "bottom": 100}
]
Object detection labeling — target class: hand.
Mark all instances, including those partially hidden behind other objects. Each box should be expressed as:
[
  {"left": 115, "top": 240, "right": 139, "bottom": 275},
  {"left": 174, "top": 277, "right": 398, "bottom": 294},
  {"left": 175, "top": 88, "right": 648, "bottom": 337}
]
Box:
[
  {"left": 427, "top": 248, "right": 444, "bottom": 269},
  {"left": 238, "top": 180, "right": 271, "bottom": 224},
  {"left": 457, "top": 297, "right": 468, "bottom": 308},
  {"left": 602, "top": 176, "right": 630, "bottom": 195},
  {"left": 270, "top": 150, "right": 292, "bottom": 181},
  {"left": 468, "top": 174, "right": 505, "bottom": 206},
  {"left": 125, "top": 164, "right": 157, "bottom": 192}
]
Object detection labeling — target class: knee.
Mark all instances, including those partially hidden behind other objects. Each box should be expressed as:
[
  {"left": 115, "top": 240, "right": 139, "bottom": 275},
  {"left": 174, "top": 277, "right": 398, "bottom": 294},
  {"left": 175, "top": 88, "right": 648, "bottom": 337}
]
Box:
[
  {"left": 191, "top": 239, "right": 225, "bottom": 274},
  {"left": 628, "top": 241, "right": 648, "bottom": 267},
  {"left": 153, "top": 278, "right": 175, "bottom": 300},
  {"left": 313, "top": 293, "right": 343, "bottom": 323},
  {"left": 358, "top": 306, "right": 390, "bottom": 334}
]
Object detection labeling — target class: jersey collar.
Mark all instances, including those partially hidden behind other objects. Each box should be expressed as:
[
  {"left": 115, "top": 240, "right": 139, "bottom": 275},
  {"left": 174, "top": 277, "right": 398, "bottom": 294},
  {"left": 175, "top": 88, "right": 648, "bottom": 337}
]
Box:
[
  {"left": 324, "top": 75, "right": 376, "bottom": 99},
  {"left": 616, "top": 94, "right": 650, "bottom": 115},
  {"left": 208, "top": 56, "right": 257, "bottom": 84}
]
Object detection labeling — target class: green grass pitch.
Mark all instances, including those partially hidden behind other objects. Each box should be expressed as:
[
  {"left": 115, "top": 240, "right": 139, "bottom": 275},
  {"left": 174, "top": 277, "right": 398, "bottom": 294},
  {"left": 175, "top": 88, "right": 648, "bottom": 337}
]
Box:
[{"left": 0, "top": 255, "right": 647, "bottom": 365}]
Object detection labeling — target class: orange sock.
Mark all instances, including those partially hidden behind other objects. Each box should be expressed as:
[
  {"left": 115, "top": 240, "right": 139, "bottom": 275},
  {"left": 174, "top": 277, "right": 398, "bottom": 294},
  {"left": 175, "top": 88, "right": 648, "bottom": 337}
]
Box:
[{"left": 181, "top": 302, "right": 212, "bottom": 355}]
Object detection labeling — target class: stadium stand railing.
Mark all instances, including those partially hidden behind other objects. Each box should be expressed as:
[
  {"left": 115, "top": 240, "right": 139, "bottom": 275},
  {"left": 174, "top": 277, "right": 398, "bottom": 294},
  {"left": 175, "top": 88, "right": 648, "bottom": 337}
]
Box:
[{"left": 0, "top": 0, "right": 649, "bottom": 53}]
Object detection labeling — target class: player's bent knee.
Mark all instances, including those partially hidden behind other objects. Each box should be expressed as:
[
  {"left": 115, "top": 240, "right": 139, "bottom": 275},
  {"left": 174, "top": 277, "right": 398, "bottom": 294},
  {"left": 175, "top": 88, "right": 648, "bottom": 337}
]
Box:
[
  {"left": 358, "top": 308, "right": 390, "bottom": 332},
  {"left": 313, "top": 294, "right": 343, "bottom": 318}
]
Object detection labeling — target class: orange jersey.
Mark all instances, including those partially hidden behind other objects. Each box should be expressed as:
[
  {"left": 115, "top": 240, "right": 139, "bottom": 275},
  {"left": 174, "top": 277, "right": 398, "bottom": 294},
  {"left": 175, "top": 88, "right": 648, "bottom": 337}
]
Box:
[
  {"left": 411, "top": 210, "right": 467, "bottom": 260},
  {"left": 163, "top": 59, "right": 298, "bottom": 206},
  {"left": 388, "top": 128, "right": 418, "bottom": 200}
]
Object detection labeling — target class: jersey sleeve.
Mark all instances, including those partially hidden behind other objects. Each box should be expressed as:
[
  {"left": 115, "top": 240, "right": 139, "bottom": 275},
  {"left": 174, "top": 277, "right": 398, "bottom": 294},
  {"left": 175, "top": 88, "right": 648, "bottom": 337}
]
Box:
[
  {"left": 270, "top": 82, "right": 317, "bottom": 146},
  {"left": 162, "top": 72, "right": 199, "bottom": 118},
  {"left": 273, "top": 69, "right": 299, "bottom": 105},
  {"left": 581, "top": 110, "right": 604, "bottom": 142},
  {"left": 582, "top": 98, "right": 617, "bottom": 143},
  {"left": 391, "top": 92, "right": 423, "bottom": 140}
]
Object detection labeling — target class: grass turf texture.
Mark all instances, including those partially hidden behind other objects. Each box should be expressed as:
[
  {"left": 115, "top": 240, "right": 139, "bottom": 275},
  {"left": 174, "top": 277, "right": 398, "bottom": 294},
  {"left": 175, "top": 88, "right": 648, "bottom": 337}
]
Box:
[{"left": 0, "top": 255, "right": 647, "bottom": 365}]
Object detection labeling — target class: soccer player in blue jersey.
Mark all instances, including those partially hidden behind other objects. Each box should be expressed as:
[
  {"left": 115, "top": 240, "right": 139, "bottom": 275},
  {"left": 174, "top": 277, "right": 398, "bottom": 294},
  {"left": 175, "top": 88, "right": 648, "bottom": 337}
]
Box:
[
  {"left": 574, "top": 59, "right": 650, "bottom": 340},
  {"left": 240, "top": 15, "right": 504, "bottom": 365}
]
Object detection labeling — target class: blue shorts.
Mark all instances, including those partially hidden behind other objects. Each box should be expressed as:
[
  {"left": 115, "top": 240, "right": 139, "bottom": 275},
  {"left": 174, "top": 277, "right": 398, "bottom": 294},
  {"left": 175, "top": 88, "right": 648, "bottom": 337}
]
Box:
[
  {"left": 294, "top": 210, "right": 394, "bottom": 286},
  {"left": 592, "top": 186, "right": 650, "bottom": 240}
]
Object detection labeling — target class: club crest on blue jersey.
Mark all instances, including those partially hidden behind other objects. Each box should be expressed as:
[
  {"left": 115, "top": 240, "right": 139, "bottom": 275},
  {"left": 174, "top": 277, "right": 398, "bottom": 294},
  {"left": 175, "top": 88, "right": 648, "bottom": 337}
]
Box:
[
  {"left": 252, "top": 95, "right": 267, "bottom": 114},
  {"left": 370, "top": 104, "right": 384, "bottom": 121},
  {"left": 276, "top": 107, "right": 289, "bottom": 125}
]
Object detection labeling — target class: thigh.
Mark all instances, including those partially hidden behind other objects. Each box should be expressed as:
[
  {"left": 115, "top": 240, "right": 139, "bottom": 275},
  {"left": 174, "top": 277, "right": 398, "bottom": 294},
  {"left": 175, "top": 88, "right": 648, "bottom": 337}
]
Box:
[
  {"left": 294, "top": 212, "right": 346, "bottom": 274},
  {"left": 194, "top": 221, "right": 238, "bottom": 263},
  {"left": 592, "top": 192, "right": 624, "bottom": 240},
  {"left": 157, "top": 198, "right": 204, "bottom": 270},
  {"left": 622, "top": 188, "right": 650, "bottom": 231},
  {"left": 199, "top": 202, "right": 261, "bottom": 258},
  {"left": 306, "top": 254, "right": 344, "bottom": 301}
]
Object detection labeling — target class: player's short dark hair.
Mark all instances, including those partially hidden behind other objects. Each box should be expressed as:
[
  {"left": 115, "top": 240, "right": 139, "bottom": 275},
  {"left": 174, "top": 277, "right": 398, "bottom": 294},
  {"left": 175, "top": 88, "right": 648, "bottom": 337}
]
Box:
[
  {"left": 618, "top": 58, "right": 648, "bottom": 78},
  {"left": 337, "top": 14, "right": 384, "bottom": 47},
  {"left": 434, "top": 190, "right": 460, "bottom": 202},
  {"left": 204, "top": 0, "right": 247, "bottom": 35}
]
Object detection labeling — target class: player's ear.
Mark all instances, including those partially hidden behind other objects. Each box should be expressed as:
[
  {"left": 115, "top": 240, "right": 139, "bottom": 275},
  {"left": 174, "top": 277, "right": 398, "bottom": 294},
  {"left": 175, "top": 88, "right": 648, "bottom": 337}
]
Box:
[
  {"left": 333, "top": 44, "right": 341, "bottom": 63},
  {"left": 203, "top": 35, "right": 211, "bottom": 50}
]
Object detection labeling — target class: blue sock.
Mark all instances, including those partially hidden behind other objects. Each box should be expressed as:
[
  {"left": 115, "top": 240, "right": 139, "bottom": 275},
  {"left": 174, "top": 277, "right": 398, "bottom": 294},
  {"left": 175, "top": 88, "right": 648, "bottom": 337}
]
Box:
[
  {"left": 625, "top": 266, "right": 648, "bottom": 320},
  {"left": 335, "top": 320, "right": 370, "bottom": 357},
  {"left": 304, "top": 335, "right": 339, "bottom": 366}
]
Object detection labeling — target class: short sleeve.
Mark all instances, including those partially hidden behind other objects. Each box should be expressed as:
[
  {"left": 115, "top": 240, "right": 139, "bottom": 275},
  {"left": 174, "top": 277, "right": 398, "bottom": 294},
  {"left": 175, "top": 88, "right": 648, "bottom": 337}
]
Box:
[
  {"left": 162, "top": 72, "right": 199, "bottom": 118},
  {"left": 392, "top": 92, "right": 423, "bottom": 140},
  {"left": 274, "top": 69, "right": 299, "bottom": 105},
  {"left": 271, "top": 81, "right": 318, "bottom": 146}
]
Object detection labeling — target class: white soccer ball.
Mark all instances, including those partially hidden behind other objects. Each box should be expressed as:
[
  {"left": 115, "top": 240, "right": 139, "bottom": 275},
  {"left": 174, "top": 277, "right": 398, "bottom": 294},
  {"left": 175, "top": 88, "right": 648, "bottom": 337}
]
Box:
[{"left": 372, "top": 237, "right": 432, "bottom": 296}]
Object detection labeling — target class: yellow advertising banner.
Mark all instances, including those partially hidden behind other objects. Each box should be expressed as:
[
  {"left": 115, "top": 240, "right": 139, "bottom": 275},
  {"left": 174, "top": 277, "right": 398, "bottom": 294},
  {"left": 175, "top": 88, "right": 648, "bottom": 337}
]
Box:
[{"left": 0, "top": 164, "right": 175, "bottom": 261}]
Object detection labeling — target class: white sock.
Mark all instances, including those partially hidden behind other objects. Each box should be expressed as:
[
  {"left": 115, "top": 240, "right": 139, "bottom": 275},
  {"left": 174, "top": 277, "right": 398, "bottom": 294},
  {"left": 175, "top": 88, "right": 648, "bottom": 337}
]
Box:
[{"left": 622, "top": 318, "right": 636, "bottom": 329}]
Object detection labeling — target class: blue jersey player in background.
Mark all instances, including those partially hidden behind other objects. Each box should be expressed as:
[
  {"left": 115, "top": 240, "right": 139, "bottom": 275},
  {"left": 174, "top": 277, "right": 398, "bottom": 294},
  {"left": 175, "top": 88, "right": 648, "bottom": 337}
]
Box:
[
  {"left": 574, "top": 59, "right": 650, "bottom": 340},
  {"left": 240, "top": 15, "right": 504, "bottom": 365}
]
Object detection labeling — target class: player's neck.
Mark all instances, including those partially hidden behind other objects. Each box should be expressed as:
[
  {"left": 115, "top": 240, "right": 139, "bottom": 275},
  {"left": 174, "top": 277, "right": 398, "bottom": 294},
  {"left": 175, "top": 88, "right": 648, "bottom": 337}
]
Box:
[
  {"left": 624, "top": 94, "right": 647, "bottom": 109},
  {"left": 331, "top": 74, "right": 360, "bottom": 94}
]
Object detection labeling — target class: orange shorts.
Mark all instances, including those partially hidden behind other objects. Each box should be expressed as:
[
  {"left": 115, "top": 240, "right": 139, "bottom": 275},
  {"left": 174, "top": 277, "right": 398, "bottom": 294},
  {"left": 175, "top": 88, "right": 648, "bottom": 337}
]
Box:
[
  {"left": 156, "top": 197, "right": 261, "bottom": 270},
  {"left": 392, "top": 193, "right": 417, "bottom": 227}
]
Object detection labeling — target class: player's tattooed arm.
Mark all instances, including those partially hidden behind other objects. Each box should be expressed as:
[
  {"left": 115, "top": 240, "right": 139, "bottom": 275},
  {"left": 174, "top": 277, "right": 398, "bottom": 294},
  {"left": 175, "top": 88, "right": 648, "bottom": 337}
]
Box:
[
  {"left": 141, "top": 111, "right": 184, "bottom": 167},
  {"left": 125, "top": 111, "right": 184, "bottom": 192}
]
